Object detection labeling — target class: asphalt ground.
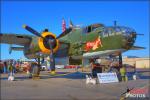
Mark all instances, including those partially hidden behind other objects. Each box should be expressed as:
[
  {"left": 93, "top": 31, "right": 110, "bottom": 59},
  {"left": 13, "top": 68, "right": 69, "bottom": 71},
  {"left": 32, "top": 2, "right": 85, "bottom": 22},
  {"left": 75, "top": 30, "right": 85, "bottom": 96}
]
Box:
[{"left": 0, "top": 69, "right": 150, "bottom": 100}]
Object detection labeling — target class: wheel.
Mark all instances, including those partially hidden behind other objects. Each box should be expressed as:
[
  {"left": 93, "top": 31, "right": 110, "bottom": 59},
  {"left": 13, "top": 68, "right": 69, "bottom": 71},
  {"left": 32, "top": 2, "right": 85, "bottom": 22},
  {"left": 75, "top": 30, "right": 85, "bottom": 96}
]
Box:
[{"left": 31, "top": 63, "right": 40, "bottom": 77}]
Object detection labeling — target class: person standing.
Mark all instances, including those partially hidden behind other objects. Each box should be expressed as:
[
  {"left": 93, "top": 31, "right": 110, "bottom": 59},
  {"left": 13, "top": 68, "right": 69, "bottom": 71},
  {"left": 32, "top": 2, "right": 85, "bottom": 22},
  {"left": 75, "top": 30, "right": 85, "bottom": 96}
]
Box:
[
  {"left": 89, "top": 59, "right": 95, "bottom": 76},
  {"left": 27, "top": 62, "right": 32, "bottom": 78},
  {"left": 46, "top": 60, "right": 50, "bottom": 71},
  {"left": 12, "top": 61, "right": 17, "bottom": 73},
  {"left": 90, "top": 59, "right": 102, "bottom": 78},
  {"left": 8, "top": 61, "right": 13, "bottom": 76},
  {"left": 3, "top": 62, "right": 7, "bottom": 74},
  {"left": 120, "top": 65, "right": 126, "bottom": 82},
  {"left": 8, "top": 60, "right": 15, "bottom": 81}
]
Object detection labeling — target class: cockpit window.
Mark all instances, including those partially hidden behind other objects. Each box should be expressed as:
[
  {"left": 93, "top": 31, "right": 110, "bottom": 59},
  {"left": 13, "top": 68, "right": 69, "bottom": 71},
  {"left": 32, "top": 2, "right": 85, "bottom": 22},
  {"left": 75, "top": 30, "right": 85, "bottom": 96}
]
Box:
[
  {"left": 102, "top": 27, "right": 115, "bottom": 36},
  {"left": 119, "top": 26, "right": 135, "bottom": 33},
  {"left": 115, "top": 27, "right": 121, "bottom": 32},
  {"left": 102, "top": 26, "right": 135, "bottom": 37}
]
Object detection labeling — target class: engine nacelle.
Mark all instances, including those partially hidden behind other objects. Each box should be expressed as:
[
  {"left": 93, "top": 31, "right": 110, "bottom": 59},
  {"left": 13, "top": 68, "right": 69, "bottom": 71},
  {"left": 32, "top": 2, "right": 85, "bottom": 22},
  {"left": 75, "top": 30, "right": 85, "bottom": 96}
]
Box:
[{"left": 38, "top": 32, "right": 59, "bottom": 54}]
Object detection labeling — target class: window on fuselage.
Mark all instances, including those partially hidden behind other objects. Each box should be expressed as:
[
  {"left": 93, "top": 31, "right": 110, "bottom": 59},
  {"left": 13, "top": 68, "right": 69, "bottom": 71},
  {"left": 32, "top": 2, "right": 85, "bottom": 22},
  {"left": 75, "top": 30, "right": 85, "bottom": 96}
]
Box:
[
  {"left": 102, "top": 28, "right": 109, "bottom": 37},
  {"left": 108, "top": 27, "right": 115, "bottom": 36},
  {"left": 115, "top": 27, "right": 121, "bottom": 32},
  {"left": 102, "top": 27, "right": 117, "bottom": 37}
]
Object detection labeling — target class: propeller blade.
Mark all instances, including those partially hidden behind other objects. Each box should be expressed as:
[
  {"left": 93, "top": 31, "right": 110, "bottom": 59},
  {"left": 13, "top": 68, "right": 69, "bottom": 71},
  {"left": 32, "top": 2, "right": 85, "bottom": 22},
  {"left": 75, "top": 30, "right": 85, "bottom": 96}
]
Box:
[
  {"left": 56, "top": 28, "right": 72, "bottom": 39},
  {"left": 49, "top": 52, "right": 55, "bottom": 71},
  {"left": 23, "top": 25, "right": 43, "bottom": 38},
  {"left": 49, "top": 40, "right": 55, "bottom": 74}
]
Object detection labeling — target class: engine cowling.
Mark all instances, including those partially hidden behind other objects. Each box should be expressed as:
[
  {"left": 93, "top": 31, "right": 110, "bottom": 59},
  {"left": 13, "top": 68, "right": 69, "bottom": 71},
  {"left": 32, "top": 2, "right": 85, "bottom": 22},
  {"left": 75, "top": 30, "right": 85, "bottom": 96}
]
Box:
[{"left": 38, "top": 32, "right": 59, "bottom": 54}]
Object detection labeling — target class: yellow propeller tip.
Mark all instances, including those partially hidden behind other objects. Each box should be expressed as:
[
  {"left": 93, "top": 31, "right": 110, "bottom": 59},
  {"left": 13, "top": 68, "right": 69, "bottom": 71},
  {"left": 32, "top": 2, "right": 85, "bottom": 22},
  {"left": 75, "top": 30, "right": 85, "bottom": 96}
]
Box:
[{"left": 22, "top": 25, "right": 26, "bottom": 28}]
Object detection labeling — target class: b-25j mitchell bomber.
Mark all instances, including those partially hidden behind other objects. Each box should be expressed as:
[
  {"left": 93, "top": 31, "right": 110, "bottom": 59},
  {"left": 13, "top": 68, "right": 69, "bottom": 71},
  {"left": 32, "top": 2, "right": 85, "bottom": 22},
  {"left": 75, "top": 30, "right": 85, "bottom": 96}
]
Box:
[{"left": 0, "top": 19, "right": 144, "bottom": 76}]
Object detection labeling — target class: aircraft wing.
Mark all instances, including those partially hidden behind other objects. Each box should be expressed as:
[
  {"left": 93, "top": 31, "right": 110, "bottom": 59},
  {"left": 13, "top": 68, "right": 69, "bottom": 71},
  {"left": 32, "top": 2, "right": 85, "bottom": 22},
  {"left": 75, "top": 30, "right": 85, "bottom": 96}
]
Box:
[
  {"left": 0, "top": 33, "right": 32, "bottom": 46},
  {"left": 130, "top": 46, "right": 145, "bottom": 50},
  {"left": 83, "top": 49, "right": 126, "bottom": 59}
]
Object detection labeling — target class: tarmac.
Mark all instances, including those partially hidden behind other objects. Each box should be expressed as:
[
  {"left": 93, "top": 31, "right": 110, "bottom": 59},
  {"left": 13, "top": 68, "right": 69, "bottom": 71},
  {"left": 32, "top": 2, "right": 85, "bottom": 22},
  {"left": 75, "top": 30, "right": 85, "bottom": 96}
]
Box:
[{"left": 0, "top": 69, "right": 150, "bottom": 100}]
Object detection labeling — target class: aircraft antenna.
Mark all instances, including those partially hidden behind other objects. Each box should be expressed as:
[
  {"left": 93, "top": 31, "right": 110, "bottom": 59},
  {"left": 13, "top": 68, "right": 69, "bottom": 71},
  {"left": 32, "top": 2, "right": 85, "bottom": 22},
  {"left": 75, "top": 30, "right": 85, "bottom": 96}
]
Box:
[
  {"left": 114, "top": 20, "right": 117, "bottom": 27},
  {"left": 114, "top": 20, "right": 117, "bottom": 35}
]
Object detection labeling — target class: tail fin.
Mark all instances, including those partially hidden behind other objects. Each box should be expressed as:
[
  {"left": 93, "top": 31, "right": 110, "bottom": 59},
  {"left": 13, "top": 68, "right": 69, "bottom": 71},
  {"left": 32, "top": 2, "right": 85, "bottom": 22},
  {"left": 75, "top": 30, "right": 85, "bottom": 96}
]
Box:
[
  {"left": 62, "top": 18, "right": 66, "bottom": 32},
  {"left": 69, "top": 19, "right": 73, "bottom": 28}
]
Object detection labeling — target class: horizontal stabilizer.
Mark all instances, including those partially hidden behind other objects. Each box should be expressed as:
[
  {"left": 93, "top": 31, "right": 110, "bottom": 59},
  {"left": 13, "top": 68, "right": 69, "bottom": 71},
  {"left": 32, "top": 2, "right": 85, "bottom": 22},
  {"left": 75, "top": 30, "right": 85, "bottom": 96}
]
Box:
[
  {"left": 9, "top": 46, "right": 24, "bottom": 54},
  {"left": 130, "top": 46, "right": 145, "bottom": 50}
]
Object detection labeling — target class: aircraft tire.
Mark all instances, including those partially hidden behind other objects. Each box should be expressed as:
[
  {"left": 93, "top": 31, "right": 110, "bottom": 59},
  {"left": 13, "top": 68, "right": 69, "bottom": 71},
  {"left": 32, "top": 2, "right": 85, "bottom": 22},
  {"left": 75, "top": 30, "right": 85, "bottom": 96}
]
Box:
[
  {"left": 92, "top": 67, "right": 102, "bottom": 78},
  {"left": 31, "top": 63, "right": 40, "bottom": 77}
]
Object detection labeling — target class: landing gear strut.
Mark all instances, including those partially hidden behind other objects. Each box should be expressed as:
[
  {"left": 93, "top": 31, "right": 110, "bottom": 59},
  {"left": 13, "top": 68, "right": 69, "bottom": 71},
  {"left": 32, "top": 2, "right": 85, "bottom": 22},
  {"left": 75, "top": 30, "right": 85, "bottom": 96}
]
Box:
[
  {"left": 32, "top": 58, "right": 41, "bottom": 78},
  {"left": 107, "top": 54, "right": 122, "bottom": 81},
  {"left": 119, "top": 53, "right": 123, "bottom": 68}
]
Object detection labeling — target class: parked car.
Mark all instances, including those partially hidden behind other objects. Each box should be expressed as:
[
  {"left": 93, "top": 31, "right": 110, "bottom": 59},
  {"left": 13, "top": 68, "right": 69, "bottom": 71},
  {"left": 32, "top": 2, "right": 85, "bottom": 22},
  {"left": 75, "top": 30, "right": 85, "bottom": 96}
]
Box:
[
  {"left": 64, "top": 65, "right": 77, "bottom": 69},
  {"left": 55, "top": 65, "right": 65, "bottom": 69}
]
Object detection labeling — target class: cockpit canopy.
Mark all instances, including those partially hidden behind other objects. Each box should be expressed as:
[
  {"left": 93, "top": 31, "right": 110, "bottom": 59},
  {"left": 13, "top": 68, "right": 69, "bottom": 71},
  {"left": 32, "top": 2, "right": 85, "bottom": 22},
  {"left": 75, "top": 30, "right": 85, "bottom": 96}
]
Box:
[{"left": 84, "top": 23, "right": 104, "bottom": 33}]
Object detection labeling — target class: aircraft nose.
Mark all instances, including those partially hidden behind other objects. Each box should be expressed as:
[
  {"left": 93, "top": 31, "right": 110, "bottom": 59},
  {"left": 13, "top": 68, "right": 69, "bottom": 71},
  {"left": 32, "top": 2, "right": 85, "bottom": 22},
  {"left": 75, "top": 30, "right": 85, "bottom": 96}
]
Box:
[
  {"left": 127, "top": 32, "right": 136, "bottom": 42},
  {"left": 122, "top": 31, "right": 136, "bottom": 49}
]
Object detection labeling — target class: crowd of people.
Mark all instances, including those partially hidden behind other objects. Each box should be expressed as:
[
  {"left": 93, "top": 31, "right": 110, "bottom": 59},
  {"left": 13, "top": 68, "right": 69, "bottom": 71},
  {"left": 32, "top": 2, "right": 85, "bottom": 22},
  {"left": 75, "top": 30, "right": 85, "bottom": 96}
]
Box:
[
  {"left": 0, "top": 60, "right": 32, "bottom": 74},
  {"left": 1, "top": 60, "right": 16, "bottom": 74},
  {"left": 0, "top": 59, "right": 42, "bottom": 80}
]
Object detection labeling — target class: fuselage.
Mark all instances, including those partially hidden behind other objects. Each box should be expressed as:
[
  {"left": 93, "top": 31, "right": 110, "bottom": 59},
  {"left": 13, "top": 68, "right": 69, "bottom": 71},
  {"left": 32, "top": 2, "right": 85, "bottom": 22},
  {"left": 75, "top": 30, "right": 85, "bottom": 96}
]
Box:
[
  {"left": 58, "top": 24, "right": 136, "bottom": 56},
  {"left": 23, "top": 23, "right": 136, "bottom": 59}
]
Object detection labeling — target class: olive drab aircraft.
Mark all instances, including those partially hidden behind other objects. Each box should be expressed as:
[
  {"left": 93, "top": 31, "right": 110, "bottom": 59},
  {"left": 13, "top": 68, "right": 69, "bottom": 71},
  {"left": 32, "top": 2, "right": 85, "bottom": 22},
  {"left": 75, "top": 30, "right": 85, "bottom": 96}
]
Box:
[{"left": 0, "top": 18, "right": 144, "bottom": 76}]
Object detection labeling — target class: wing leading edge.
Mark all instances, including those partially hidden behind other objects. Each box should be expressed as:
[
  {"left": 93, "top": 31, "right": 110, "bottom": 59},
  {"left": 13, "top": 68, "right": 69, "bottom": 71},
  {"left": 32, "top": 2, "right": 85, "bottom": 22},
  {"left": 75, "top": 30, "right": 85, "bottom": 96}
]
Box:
[{"left": 83, "top": 49, "right": 126, "bottom": 59}]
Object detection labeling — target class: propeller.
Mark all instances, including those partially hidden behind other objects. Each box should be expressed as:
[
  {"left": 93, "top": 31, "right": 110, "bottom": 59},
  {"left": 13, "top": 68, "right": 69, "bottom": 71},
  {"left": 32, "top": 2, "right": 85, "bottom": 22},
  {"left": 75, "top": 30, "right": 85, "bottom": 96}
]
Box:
[{"left": 23, "top": 25, "right": 56, "bottom": 74}]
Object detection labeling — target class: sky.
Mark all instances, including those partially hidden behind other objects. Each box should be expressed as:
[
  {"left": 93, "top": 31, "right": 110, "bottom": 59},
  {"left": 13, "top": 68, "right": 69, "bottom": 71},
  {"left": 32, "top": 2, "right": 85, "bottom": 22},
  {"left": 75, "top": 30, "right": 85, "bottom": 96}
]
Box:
[{"left": 0, "top": 0, "right": 149, "bottom": 60}]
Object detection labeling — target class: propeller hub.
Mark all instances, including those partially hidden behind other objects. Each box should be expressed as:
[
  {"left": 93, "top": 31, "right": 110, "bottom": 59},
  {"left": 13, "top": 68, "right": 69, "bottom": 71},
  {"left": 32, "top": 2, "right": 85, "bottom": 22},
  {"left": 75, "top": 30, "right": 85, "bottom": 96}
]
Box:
[
  {"left": 43, "top": 35, "right": 57, "bottom": 49},
  {"left": 38, "top": 31, "right": 59, "bottom": 54}
]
